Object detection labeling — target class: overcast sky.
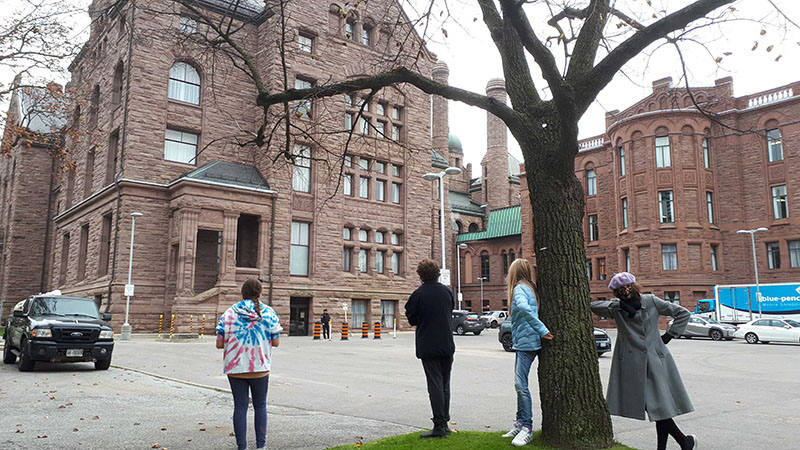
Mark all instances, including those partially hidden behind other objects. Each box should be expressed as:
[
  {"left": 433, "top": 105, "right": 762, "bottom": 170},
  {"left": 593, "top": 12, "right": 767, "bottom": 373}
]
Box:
[{"left": 3, "top": 0, "right": 800, "bottom": 178}]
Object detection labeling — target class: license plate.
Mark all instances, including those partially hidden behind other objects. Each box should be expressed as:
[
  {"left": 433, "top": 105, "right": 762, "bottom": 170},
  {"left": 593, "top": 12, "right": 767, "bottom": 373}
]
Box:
[{"left": 66, "top": 349, "right": 83, "bottom": 357}]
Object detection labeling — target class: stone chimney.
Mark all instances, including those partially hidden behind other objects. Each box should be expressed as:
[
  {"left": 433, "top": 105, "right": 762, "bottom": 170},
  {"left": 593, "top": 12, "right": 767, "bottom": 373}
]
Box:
[
  {"left": 482, "top": 79, "right": 510, "bottom": 210},
  {"left": 652, "top": 77, "right": 673, "bottom": 92},
  {"left": 431, "top": 62, "right": 450, "bottom": 164}
]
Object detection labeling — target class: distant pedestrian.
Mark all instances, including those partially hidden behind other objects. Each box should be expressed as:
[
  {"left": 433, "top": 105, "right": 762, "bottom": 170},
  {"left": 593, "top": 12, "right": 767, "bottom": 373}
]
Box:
[
  {"left": 501, "top": 259, "right": 553, "bottom": 447},
  {"left": 404, "top": 259, "right": 455, "bottom": 438},
  {"left": 591, "top": 272, "right": 697, "bottom": 450},
  {"left": 216, "top": 278, "right": 282, "bottom": 450},
  {"left": 321, "top": 309, "right": 331, "bottom": 340}
]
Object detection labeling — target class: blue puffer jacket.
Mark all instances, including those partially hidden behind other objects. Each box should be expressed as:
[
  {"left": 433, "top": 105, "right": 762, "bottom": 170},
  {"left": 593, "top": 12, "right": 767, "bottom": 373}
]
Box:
[{"left": 511, "top": 283, "right": 550, "bottom": 352}]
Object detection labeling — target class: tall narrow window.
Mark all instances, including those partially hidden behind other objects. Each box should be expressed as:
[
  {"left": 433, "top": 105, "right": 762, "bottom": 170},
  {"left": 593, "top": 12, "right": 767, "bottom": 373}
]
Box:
[
  {"left": 112, "top": 62, "right": 124, "bottom": 106},
  {"left": 706, "top": 192, "right": 714, "bottom": 224},
  {"left": 767, "top": 128, "right": 783, "bottom": 162},
  {"left": 168, "top": 62, "right": 200, "bottom": 104},
  {"left": 619, "top": 146, "right": 626, "bottom": 176},
  {"left": 343, "top": 247, "right": 351, "bottom": 271},
  {"left": 66, "top": 171, "right": 75, "bottom": 208},
  {"left": 586, "top": 259, "right": 593, "bottom": 281},
  {"left": 789, "top": 240, "right": 800, "bottom": 268},
  {"left": 509, "top": 250, "right": 515, "bottom": 263},
  {"left": 480, "top": 251, "right": 490, "bottom": 282},
  {"left": 703, "top": 138, "right": 710, "bottom": 169},
  {"left": 391, "top": 124, "right": 401, "bottom": 141},
  {"left": 84, "top": 148, "right": 95, "bottom": 198},
  {"left": 391, "top": 233, "right": 400, "bottom": 245},
  {"left": 290, "top": 222, "right": 310, "bottom": 276},
  {"left": 361, "top": 24, "right": 371, "bottom": 45},
  {"left": 60, "top": 233, "right": 70, "bottom": 285},
  {"left": 502, "top": 251, "right": 508, "bottom": 274},
  {"left": 655, "top": 135, "right": 671, "bottom": 168},
  {"left": 294, "top": 78, "right": 313, "bottom": 117},
  {"left": 588, "top": 214, "right": 599, "bottom": 242},
  {"left": 391, "top": 252, "right": 400, "bottom": 274},
  {"left": 106, "top": 131, "right": 118, "bottom": 185},
  {"left": 711, "top": 244, "right": 719, "bottom": 271},
  {"left": 375, "top": 231, "right": 384, "bottom": 244},
  {"left": 662, "top": 244, "right": 678, "bottom": 271},
  {"left": 89, "top": 85, "right": 100, "bottom": 128},
  {"left": 298, "top": 33, "right": 313, "bottom": 52},
  {"left": 359, "top": 158, "right": 369, "bottom": 170},
  {"left": 164, "top": 128, "right": 198, "bottom": 164},
  {"left": 621, "top": 197, "right": 628, "bottom": 229},
  {"left": 78, "top": 224, "right": 89, "bottom": 280},
  {"left": 598, "top": 258, "right": 607, "bottom": 280},
  {"left": 345, "top": 113, "right": 354, "bottom": 130},
  {"left": 375, "top": 250, "right": 384, "bottom": 273},
  {"left": 359, "top": 176, "right": 369, "bottom": 198},
  {"left": 624, "top": 248, "right": 631, "bottom": 272},
  {"left": 391, "top": 183, "right": 401, "bottom": 203},
  {"left": 236, "top": 215, "right": 259, "bottom": 268},
  {"left": 344, "top": 174, "right": 352, "bottom": 196},
  {"left": 359, "top": 117, "right": 369, "bottom": 135},
  {"left": 659, "top": 190, "right": 674, "bottom": 223},
  {"left": 292, "top": 144, "right": 311, "bottom": 192},
  {"left": 766, "top": 242, "right": 781, "bottom": 269},
  {"left": 345, "top": 20, "right": 355, "bottom": 40},
  {"left": 358, "top": 249, "right": 368, "bottom": 272},
  {"left": 358, "top": 229, "right": 368, "bottom": 242},
  {"left": 586, "top": 169, "right": 596, "bottom": 196},
  {"left": 98, "top": 214, "right": 112, "bottom": 276},
  {"left": 376, "top": 121, "right": 386, "bottom": 138},
  {"left": 771, "top": 185, "right": 788, "bottom": 219}
]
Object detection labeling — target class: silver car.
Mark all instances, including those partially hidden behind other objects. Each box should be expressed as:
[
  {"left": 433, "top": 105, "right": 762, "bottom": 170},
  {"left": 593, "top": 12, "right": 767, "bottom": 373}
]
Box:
[{"left": 667, "top": 315, "right": 736, "bottom": 341}]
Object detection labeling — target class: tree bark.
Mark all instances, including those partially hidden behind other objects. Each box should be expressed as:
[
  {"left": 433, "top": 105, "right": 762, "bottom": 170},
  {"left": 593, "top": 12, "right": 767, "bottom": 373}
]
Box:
[{"left": 515, "top": 118, "right": 614, "bottom": 448}]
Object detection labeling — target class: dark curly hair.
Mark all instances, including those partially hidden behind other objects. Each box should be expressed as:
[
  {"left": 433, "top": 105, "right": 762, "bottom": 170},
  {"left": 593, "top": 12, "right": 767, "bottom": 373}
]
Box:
[{"left": 416, "top": 259, "right": 441, "bottom": 282}]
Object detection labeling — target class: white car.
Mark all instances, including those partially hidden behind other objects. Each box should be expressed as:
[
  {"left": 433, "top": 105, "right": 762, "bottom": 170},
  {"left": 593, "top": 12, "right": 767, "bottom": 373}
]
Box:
[
  {"left": 479, "top": 310, "right": 508, "bottom": 328},
  {"left": 733, "top": 318, "right": 800, "bottom": 344}
]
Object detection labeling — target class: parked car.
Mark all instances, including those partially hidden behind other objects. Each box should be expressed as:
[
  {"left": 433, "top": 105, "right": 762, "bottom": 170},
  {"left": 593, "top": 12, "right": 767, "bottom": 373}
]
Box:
[
  {"left": 451, "top": 310, "right": 485, "bottom": 335},
  {"left": 498, "top": 321, "right": 612, "bottom": 356},
  {"left": 733, "top": 318, "right": 800, "bottom": 344},
  {"left": 479, "top": 310, "right": 508, "bottom": 328},
  {"left": 667, "top": 315, "right": 736, "bottom": 341},
  {"left": 3, "top": 293, "right": 115, "bottom": 371}
]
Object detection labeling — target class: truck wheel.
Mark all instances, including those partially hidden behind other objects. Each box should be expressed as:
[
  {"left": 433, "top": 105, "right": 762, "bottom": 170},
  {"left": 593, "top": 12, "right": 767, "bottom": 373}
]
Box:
[
  {"left": 491, "top": 321, "right": 498, "bottom": 328},
  {"left": 710, "top": 329, "right": 723, "bottom": 341},
  {"left": 3, "top": 339, "right": 16, "bottom": 364},
  {"left": 18, "top": 338, "right": 35, "bottom": 372},
  {"left": 501, "top": 334, "right": 513, "bottom": 352},
  {"left": 744, "top": 332, "right": 759, "bottom": 344},
  {"left": 473, "top": 330, "right": 482, "bottom": 336},
  {"left": 95, "top": 359, "right": 111, "bottom": 370},
  {"left": 456, "top": 325, "right": 465, "bottom": 335}
]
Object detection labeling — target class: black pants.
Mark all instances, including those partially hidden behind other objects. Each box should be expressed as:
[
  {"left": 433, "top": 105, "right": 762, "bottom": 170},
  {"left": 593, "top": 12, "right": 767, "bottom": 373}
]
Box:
[
  {"left": 322, "top": 323, "right": 330, "bottom": 339},
  {"left": 421, "top": 355, "right": 453, "bottom": 427}
]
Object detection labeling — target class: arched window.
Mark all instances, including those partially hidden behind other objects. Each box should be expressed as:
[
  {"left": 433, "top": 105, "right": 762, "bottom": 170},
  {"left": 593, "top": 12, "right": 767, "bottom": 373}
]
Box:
[
  {"left": 468, "top": 222, "right": 479, "bottom": 233},
  {"left": 89, "top": 84, "right": 100, "bottom": 128},
  {"left": 112, "top": 62, "right": 124, "bottom": 106},
  {"left": 509, "top": 249, "right": 515, "bottom": 263},
  {"left": 480, "top": 251, "right": 490, "bottom": 282},
  {"left": 168, "top": 62, "right": 200, "bottom": 104},
  {"left": 455, "top": 220, "right": 463, "bottom": 234},
  {"left": 72, "top": 106, "right": 81, "bottom": 130},
  {"left": 502, "top": 251, "right": 508, "bottom": 274}
]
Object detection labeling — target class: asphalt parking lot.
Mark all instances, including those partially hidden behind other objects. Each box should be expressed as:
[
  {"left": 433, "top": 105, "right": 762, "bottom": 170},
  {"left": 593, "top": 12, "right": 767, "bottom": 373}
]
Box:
[{"left": 2, "top": 327, "right": 799, "bottom": 449}]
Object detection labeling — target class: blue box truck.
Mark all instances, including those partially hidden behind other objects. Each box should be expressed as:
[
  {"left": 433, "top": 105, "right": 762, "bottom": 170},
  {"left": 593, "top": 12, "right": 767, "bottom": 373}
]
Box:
[{"left": 693, "top": 282, "right": 800, "bottom": 324}]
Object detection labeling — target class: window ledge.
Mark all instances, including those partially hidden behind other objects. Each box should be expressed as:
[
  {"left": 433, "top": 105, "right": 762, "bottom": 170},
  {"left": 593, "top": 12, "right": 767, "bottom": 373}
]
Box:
[
  {"left": 685, "top": 222, "right": 702, "bottom": 229},
  {"left": 618, "top": 229, "right": 628, "bottom": 236},
  {"left": 163, "top": 159, "right": 197, "bottom": 168},
  {"left": 634, "top": 226, "right": 649, "bottom": 232},
  {"left": 167, "top": 99, "right": 202, "bottom": 109},
  {"left": 770, "top": 218, "right": 790, "bottom": 226},
  {"left": 659, "top": 224, "right": 677, "bottom": 230},
  {"left": 587, "top": 241, "right": 600, "bottom": 247}
]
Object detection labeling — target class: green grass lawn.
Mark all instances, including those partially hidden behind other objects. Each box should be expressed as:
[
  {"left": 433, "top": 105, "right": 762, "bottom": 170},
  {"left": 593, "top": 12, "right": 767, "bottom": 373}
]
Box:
[{"left": 325, "top": 431, "right": 635, "bottom": 450}]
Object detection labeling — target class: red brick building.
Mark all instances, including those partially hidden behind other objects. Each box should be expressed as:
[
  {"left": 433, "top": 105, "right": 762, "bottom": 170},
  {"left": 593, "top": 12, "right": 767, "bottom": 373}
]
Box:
[
  {"left": 0, "top": 0, "right": 461, "bottom": 335},
  {"left": 519, "top": 76, "right": 800, "bottom": 325}
]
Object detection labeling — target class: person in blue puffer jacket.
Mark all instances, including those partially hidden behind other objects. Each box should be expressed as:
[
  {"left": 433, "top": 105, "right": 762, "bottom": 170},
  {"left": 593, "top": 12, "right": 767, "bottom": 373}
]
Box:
[{"left": 501, "top": 258, "right": 553, "bottom": 447}]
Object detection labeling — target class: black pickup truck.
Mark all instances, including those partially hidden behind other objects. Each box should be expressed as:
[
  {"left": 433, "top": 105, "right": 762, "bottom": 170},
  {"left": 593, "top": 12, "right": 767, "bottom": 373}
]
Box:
[{"left": 3, "top": 294, "right": 115, "bottom": 371}]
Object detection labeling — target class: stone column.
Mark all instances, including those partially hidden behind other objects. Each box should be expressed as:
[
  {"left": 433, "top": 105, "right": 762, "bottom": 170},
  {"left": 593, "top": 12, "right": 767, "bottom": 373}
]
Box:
[
  {"left": 219, "top": 211, "right": 240, "bottom": 287},
  {"left": 484, "top": 79, "right": 510, "bottom": 209},
  {"left": 432, "top": 62, "right": 450, "bottom": 163},
  {"left": 258, "top": 215, "right": 269, "bottom": 271},
  {"left": 176, "top": 208, "right": 200, "bottom": 296}
]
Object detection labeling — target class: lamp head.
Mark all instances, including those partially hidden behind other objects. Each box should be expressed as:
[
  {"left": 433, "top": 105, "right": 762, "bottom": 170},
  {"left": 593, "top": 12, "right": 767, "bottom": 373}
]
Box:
[
  {"left": 131, "top": 212, "right": 144, "bottom": 217},
  {"left": 458, "top": 243, "right": 468, "bottom": 249},
  {"left": 736, "top": 230, "right": 748, "bottom": 234},
  {"left": 422, "top": 173, "right": 439, "bottom": 181},
  {"left": 756, "top": 227, "right": 768, "bottom": 232},
  {"left": 444, "top": 166, "right": 462, "bottom": 176}
]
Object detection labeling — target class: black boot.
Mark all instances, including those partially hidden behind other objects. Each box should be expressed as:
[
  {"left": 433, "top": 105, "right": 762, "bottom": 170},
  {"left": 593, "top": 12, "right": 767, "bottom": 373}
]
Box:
[{"left": 420, "top": 423, "right": 448, "bottom": 438}]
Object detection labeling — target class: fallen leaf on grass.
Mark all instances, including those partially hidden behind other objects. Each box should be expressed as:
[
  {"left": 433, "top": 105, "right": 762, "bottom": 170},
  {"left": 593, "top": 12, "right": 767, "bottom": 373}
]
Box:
[
  {"left": 229, "top": 432, "right": 235, "bottom": 436},
  {"left": 37, "top": 435, "right": 48, "bottom": 438},
  {"left": 199, "top": 428, "right": 206, "bottom": 431},
  {"left": 484, "top": 425, "right": 491, "bottom": 428},
  {"left": 151, "top": 445, "right": 161, "bottom": 449},
  {"left": 93, "top": 416, "right": 100, "bottom": 420},
  {"left": 160, "top": 427, "right": 167, "bottom": 431},
  {"left": 49, "top": 396, "right": 55, "bottom": 400},
  {"left": 15, "top": 430, "right": 23, "bottom": 434},
  {"left": 73, "top": 428, "right": 79, "bottom": 432},
  {"left": 134, "top": 422, "right": 141, "bottom": 425}
]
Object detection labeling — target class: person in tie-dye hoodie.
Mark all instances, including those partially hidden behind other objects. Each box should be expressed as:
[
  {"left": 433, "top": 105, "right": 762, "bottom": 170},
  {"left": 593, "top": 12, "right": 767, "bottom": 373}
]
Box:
[{"left": 216, "top": 278, "right": 282, "bottom": 450}]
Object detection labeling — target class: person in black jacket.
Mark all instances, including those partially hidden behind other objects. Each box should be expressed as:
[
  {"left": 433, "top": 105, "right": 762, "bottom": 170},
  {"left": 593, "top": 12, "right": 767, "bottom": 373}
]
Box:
[
  {"left": 320, "top": 309, "right": 331, "bottom": 340},
  {"left": 404, "top": 259, "right": 455, "bottom": 438}
]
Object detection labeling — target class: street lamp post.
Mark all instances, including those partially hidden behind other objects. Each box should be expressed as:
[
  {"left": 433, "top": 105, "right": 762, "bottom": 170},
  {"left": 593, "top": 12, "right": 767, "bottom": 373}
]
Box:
[
  {"left": 457, "top": 243, "right": 468, "bottom": 310},
  {"left": 423, "top": 167, "right": 462, "bottom": 273},
  {"left": 477, "top": 276, "right": 487, "bottom": 312},
  {"left": 121, "top": 212, "right": 144, "bottom": 340},
  {"left": 736, "top": 227, "right": 768, "bottom": 320}
]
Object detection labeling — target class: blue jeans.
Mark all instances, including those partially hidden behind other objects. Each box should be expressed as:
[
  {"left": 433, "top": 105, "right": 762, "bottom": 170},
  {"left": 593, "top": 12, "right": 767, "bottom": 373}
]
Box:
[
  {"left": 514, "top": 350, "right": 538, "bottom": 429},
  {"left": 228, "top": 375, "right": 269, "bottom": 450}
]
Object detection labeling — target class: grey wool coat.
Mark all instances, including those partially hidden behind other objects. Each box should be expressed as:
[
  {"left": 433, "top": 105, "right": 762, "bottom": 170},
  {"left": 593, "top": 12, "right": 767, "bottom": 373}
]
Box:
[{"left": 591, "top": 294, "right": 693, "bottom": 421}]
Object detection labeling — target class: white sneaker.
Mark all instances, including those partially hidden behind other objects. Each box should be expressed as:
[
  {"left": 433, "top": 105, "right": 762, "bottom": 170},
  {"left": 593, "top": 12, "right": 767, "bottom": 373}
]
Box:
[
  {"left": 512, "top": 427, "right": 532, "bottom": 446},
  {"left": 502, "top": 423, "right": 522, "bottom": 438}
]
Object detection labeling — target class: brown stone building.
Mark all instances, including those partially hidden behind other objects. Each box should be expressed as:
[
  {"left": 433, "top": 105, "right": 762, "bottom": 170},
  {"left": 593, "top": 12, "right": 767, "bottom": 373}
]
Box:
[
  {"left": 519, "top": 76, "right": 800, "bottom": 324},
  {"left": 0, "top": 0, "right": 464, "bottom": 335}
]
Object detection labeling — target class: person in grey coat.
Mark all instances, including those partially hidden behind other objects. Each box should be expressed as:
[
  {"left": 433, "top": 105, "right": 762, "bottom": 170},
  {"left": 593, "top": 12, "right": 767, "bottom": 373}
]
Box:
[{"left": 591, "top": 272, "right": 697, "bottom": 450}]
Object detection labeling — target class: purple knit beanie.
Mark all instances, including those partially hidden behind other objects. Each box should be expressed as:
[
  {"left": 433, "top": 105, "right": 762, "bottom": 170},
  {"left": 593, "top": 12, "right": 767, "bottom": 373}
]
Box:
[{"left": 608, "top": 272, "right": 636, "bottom": 290}]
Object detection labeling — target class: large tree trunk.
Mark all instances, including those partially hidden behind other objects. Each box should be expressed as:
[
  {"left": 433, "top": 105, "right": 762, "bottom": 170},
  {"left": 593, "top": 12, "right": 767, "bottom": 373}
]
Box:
[{"left": 520, "top": 122, "right": 614, "bottom": 448}]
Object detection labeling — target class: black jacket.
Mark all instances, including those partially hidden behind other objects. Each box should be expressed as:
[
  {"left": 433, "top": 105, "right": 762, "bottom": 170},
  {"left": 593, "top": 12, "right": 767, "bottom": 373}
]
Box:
[
  {"left": 405, "top": 281, "right": 455, "bottom": 359},
  {"left": 321, "top": 313, "right": 330, "bottom": 324}
]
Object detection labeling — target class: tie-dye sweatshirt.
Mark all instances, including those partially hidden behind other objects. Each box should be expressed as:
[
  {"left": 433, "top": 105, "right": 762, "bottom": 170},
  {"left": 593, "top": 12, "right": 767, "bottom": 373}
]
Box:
[{"left": 216, "top": 299, "right": 282, "bottom": 375}]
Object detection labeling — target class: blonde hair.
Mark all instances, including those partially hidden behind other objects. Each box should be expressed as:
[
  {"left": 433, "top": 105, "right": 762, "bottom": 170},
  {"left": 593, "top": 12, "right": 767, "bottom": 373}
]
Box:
[{"left": 507, "top": 258, "right": 537, "bottom": 312}]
